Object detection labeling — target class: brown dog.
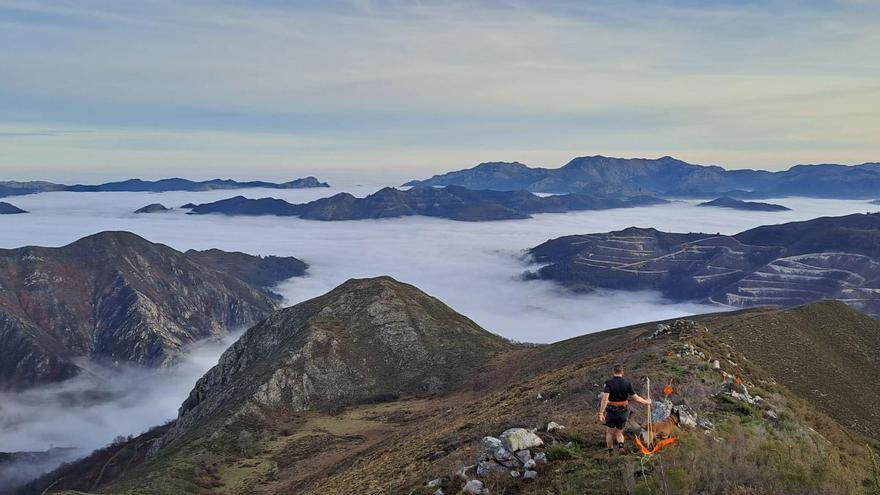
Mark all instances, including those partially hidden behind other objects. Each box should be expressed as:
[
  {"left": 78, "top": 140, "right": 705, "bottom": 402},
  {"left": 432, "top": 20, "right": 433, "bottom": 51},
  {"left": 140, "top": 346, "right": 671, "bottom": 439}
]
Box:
[{"left": 647, "top": 410, "right": 679, "bottom": 444}]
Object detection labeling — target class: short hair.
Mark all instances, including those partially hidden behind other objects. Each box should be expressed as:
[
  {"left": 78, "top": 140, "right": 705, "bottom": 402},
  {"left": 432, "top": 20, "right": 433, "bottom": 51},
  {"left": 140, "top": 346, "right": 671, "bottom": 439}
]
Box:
[{"left": 613, "top": 364, "right": 624, "bottom": 374}]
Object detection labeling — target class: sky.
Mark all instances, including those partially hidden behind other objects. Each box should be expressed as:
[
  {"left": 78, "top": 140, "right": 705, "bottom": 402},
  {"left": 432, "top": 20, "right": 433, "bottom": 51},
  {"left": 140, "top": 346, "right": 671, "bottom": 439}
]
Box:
[{"left": 1, "top": 0, "right": 878, "bottom": 182}]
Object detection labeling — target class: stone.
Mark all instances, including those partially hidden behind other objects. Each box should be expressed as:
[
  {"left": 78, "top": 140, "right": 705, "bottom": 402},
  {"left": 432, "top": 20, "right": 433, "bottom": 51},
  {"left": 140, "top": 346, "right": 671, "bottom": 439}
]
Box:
[
  {"left": 764, "top": 409, "right": 779, "bottom": 420},
  {"left": 435, "top": 490, "right": 444, "bottom": 495},
  {"left": 533, "top": 452, "right": 548, "bottom": 465},
  {"left": 546, "top": 421, "right": 566, "bottom": 432},
  {"left": 463, "top": 479, "right": 485, "bottom": 495},
  {"left": 514, "top": 450, "right": 532, "bottom": 465},
  {"left": 498, "top": 457, "right": 521, "bottom": 469},
  {"left": 454, "top": 465, "right": 475, "bottom": 481},
  {"left": 697, "top": 417, "right": 715, "bottom": 430},
  {"left": 524, "top": 459, "right": 536, "bottom": 470},
  {"left": 523, "top": 470, "right": 538, "bottom": 480},
  {"left": 674, "top": 405, "right": 698, "bottom": 428},
  {"left": 510, "top": 470, "right": 521, "bottom": 478},
  {"left": 651, "top": 401, "right": 671, "bottom": 423},
  {"left": 500, "top": 428, "right": 544, "bottom": 452},
  {"left": 480, "top": 436, "right": 514, "bottom": 463},
  {"left": 712, "top": 359, "right": 721, "bottom": 370},
  {"left": 427, "top": 478, "right": 442, "bottom": 488},
  {"left": 477, "top": 460, "right": 507, "bottom": 477}
]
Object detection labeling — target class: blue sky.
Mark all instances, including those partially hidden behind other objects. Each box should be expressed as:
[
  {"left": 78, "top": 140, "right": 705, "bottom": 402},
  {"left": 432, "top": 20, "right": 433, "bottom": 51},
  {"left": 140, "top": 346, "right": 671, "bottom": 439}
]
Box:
[{"left": 1, "top": 0, "right": 878, "bottom": 182}]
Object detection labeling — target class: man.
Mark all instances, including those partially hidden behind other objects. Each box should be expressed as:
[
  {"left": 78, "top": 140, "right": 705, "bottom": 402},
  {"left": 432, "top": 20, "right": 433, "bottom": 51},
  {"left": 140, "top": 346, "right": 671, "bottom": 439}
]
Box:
[{"left": 598, "top": 364, "right": 652, "bottom": 455}]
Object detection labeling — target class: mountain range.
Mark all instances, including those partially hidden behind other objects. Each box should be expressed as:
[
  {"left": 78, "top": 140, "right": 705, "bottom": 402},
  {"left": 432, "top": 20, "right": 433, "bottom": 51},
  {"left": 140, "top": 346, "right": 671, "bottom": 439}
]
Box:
[
  {"left": 404, "top": 155, "right": 880, "bottom": 199},
  {"left": 18, "top": 278, "right": 880, "bottom": 494},
  {"left": 186, "top": 186, "right": 667, "bottom": 221},
  {"left": 0, "top": 177, "right": 329, "bottom": 198},
  {"left": 528, "top": 212, "right": 880, "bottom": 317},
  {"left": 0, "top": 232, "right": 306, "bottom": 390}
]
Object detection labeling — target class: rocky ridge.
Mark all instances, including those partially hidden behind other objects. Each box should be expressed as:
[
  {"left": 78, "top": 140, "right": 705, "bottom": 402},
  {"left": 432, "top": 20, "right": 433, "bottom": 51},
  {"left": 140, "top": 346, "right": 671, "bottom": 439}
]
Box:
[{"left": 0, "top": 231, "right": 307, "bottom": 389}]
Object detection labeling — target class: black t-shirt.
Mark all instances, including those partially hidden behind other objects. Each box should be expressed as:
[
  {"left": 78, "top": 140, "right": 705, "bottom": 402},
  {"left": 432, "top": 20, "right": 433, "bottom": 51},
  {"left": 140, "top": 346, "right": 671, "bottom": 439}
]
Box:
[{"left": 604, "top": 376, "right": 635, "bottom": 402}]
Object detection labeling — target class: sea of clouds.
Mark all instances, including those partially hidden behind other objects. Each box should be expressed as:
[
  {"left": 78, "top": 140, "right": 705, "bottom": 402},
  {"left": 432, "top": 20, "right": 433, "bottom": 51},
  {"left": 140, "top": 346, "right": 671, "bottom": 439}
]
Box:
[{"left": 0, "top": 183, "right": 876, "bottom": 486}]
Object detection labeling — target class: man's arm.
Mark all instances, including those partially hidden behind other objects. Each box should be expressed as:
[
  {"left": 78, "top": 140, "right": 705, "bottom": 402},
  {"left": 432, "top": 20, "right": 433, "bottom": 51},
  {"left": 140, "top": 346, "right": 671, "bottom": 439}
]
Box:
[
  {"left": 598, "top": 392, "right": 609, "bottom": 423},
  {"left": 630, "top": 393, "right": 652, "bottom": 405}
]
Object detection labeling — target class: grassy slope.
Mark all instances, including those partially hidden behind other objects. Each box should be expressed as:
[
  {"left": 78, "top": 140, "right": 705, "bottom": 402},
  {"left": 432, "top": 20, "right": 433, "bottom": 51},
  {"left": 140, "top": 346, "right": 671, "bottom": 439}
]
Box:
[{"left": 32, "top": 301, "right": 880, "bottom": 495}]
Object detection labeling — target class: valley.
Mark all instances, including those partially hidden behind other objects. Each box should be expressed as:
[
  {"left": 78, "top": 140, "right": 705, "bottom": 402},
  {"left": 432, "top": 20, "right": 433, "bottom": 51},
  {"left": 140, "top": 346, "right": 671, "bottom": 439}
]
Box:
[{"left": 17, "top": 278, "right": 880, "bottom": 495}]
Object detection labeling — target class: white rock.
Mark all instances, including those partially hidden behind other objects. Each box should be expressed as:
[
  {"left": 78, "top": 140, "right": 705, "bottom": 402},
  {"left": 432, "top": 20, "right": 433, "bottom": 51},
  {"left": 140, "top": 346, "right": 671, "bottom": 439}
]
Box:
[
  {"left": 463, "top": 479, "right": 485, "bottom": 495},
  {"left": 533, "top": 452, "right": 548, "bottom": 465},
  {"left": 427, "top": 478, "right": 442, "bottom": 488},
  {"left": 510, "top": 470, "right": 521, "bottom": 478},
  {"left": 435, "top": 490, "right": 444, "bottom": 495},
  {"left": 523, "top": 470, "right": 538, "bottom": 480},
  {"left": 524, "top": 459, "right": 536, "bottom": 469},
  {"left": 712, "top": 359, "right": 721, "bottom": 370},
  {"left": 500, "top": 428, "right": 544, "bottom": 452},
  {"left": 546, "top": 421, "right": 566, "bottom": 432}
]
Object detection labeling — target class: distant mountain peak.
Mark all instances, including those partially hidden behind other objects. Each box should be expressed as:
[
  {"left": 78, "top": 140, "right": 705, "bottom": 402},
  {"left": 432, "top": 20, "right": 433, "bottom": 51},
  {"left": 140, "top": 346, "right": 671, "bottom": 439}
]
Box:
[{"left": 0, "top": 232, "right": 307, "bottom": 390}]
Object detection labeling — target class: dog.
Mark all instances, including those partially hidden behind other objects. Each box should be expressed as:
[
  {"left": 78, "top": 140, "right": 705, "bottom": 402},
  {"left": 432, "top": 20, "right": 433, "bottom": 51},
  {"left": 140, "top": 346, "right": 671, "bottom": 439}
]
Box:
[{"left": 649, "top": 409, "right": 680, "bottom": 443}]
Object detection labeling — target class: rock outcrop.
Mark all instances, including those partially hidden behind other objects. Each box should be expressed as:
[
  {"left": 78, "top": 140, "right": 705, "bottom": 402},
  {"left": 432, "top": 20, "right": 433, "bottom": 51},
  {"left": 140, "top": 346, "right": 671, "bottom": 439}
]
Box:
[{"left": 0, "top": 232, "right": 307, "bottom": 390}]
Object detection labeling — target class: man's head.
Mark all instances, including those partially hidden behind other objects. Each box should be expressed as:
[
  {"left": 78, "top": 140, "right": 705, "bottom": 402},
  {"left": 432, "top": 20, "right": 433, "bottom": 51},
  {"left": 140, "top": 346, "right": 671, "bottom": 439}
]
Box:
[{"left": 613, "top": 364, "right": 624, "bottom": 376}]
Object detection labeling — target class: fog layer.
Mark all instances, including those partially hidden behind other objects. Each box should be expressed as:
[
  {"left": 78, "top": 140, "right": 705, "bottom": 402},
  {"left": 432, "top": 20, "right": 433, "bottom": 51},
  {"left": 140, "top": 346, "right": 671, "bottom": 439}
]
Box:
[{"left": 0, "top": 185, "right": 875, "bottom": 477}]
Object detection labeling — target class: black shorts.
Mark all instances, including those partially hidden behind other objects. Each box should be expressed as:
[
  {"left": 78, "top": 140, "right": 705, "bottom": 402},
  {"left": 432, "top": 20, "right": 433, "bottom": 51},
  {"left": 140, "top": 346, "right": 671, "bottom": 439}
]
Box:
[{"left": 604, "top": 405, "right": 628, "bottom": 429}]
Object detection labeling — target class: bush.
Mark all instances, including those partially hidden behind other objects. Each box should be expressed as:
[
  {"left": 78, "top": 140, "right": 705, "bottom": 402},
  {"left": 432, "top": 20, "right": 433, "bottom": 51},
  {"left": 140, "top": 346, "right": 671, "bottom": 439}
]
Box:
[{"left": 546, "top": 444, "right": 574, "bottom": 461}]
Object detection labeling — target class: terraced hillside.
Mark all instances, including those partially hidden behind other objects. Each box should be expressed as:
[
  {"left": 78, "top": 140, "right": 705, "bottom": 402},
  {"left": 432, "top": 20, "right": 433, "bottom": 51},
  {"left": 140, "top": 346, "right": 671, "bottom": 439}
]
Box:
[
  {"left": 529, "top": 213, "right": 880, "bottom": 317},
  {"left": 20, "top": 281, "right": 880, "bottom": 495}
]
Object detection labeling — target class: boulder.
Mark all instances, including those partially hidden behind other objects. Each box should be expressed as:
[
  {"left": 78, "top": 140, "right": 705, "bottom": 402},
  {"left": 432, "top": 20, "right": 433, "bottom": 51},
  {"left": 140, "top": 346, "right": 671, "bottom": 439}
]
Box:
[
  {"left": 514, "top": 449, "right": 532, "bottom": 465},
  {"left": 651, "top": 401, "right": 671, "bottom": 423},
  {"left": 523, "top": 470, "right": 538, "bottom": 480},
  {"left": 674, "top": 405, "right": 698, "bottom": 428},
  {"left": 480, "top": 436, "right": 515, "bottom": 463},
  {"left": 463, "top": 479, "right": 485, "bottom": 495},
  {"left": 499, "top": 428, "right": 544, "bottom": 452},
  {"left": 477, "top": 460, "right": 507, "bottom": 477},
  {"left": 524, "top": 459, "right": 536, "bottom": 470},
  {"left": 533, "top": 452, "right": 548, "bottom": 465}
]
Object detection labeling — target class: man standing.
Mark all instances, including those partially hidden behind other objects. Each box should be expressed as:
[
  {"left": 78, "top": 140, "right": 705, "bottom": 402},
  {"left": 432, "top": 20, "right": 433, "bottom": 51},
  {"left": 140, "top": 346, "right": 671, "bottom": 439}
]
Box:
[{"left": 598, "top": 364, "right": 652, "bottom": 455}]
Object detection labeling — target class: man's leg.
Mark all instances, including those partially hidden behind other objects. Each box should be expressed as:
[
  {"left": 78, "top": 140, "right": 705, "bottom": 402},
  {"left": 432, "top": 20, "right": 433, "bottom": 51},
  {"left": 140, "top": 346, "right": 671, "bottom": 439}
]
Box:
[
  {"left": 614, "top": 428, "right": 626, "bottom": 454},
  {"left": 605, "top": 427, "right": 613, "bottom": 452}
]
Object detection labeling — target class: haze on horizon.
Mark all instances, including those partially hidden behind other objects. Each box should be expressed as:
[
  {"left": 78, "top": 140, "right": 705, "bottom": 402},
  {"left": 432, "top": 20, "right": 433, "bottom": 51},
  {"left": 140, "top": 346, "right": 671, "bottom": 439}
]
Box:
[{"left": 1, "top": 0, "right": 878, "bottom": 183}]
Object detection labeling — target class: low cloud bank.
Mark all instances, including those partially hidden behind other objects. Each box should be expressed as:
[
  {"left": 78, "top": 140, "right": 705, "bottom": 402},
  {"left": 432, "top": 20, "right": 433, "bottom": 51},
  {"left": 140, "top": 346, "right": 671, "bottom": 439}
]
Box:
[{"left": 0, "top": 187, "right": 875, "bottom": 487}]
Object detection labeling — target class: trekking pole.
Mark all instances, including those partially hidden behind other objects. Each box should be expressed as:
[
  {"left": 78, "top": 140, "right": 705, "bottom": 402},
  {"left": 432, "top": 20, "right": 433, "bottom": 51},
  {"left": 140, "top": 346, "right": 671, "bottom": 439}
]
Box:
[{"left": 646, "top": 377, "right": 653, "bottom": 448}]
